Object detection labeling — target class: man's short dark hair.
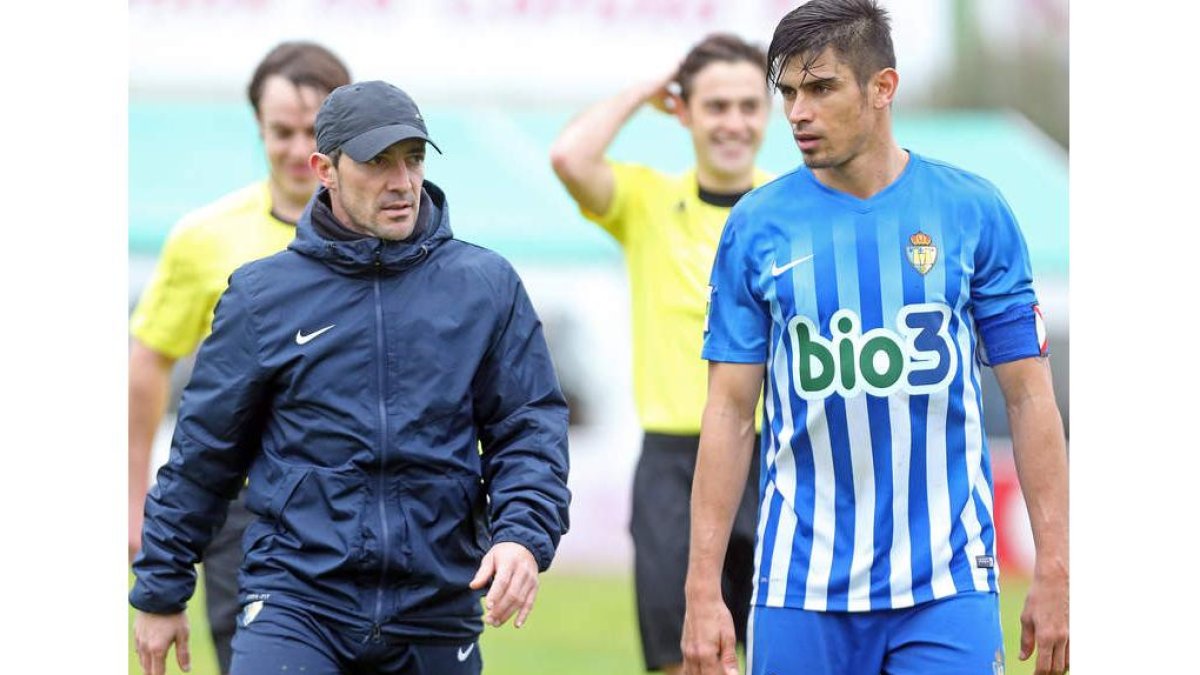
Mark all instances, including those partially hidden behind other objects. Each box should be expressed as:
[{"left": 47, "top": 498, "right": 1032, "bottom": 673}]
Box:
[
  {"left": 676, "top": 33, "right": 768, "bottom": 102},
  {"left": 767, "top": 0, "right": 895, "bottom": 90},
  {"left": 247, "top": 41, "right": 352, "bottom": 116}
]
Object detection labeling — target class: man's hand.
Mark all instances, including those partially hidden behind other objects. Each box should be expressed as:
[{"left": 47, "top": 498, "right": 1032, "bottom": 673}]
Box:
[
  {"left": 681, "top": 592, "right": 739, "bottom": 675},
  {"left": 1019, "top": 563, "right": 1069, "bottom": 675},
  {"left": 644, "top": 66, "right": 683, "bottom": 115},
  {"left": 469, "top": 541, "right": 539, "bottom": 628},
  {"left": 133, "top": 610, "right": 190, "bottom": 675}
]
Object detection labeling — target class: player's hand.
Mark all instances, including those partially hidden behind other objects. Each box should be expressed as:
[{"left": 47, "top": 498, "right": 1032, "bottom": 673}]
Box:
[
  {"left": 133, "top": 610, "right": 190, "bottom": 675},
  {"left": 644, "top": 65, "right": 683, "bottom": 115},
  {"left": 1019, "top": 562, "right": 1069, "bottom": 674},
  {"left": 469, "top": 541, "right": 539, "bottom": 628},
  {"left": 681, "top": 591, "right": 739, "bottom": 675}
]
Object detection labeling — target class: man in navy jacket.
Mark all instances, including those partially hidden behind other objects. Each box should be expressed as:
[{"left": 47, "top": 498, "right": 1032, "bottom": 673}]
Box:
[{"left": 131, "top": 80, "right": 571, "bottom": 675}]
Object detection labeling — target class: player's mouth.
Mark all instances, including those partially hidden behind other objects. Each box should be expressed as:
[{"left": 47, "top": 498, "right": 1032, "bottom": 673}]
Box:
[
  {"left": 380, "top": 201, "right": 413, "bottom": 218},
  {"left": 794, "top": 133, "right": 821, "bottom": 151},
  {"left": 286, "top": 164, "right": 311, "bottom": 179},
  {"left": 712, "top": 137, "right": 752, "bottom": 158}
]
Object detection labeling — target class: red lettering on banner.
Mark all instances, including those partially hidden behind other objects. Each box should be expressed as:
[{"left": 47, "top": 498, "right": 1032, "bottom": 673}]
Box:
[
  {"left": 440, "top": 0, "right": 726, "bottom": 24},
  {"left": 319, "top": 0, "right": 394, "bottom": 9},
  {"left": 130, "top": 0, "right": 270, "bottom": 8}
]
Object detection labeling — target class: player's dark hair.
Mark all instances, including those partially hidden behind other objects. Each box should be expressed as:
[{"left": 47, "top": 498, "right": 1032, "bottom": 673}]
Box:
[
  {"left": 676, "top": 33, "right": 768, "bottom": 102},
  {"left": 247, "top": 41, "right": 351, "bottom": 116},
  {"left": 767, "top": 0, "right": 895, "bottom": 90}
]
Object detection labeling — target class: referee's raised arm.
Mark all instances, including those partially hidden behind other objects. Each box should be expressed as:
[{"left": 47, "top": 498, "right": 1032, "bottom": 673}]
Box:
[{"left": 548, "top": 67, "right": 679, "bottom": 216}]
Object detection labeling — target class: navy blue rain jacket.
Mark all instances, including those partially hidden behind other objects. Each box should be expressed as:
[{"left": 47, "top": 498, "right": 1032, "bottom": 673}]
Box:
[{"left": 130, "top": 182, "right": 571, "bottom": 640}]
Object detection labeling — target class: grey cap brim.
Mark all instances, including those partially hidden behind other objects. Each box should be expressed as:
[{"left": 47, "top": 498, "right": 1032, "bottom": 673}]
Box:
[{"left": 341, "top": 124, "right": 443, "bottom": 162}]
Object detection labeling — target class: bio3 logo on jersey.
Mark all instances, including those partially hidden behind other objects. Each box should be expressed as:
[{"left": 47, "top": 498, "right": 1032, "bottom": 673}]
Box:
[{"left": 787, "top": 303, "right": 956, "bottom": 399}]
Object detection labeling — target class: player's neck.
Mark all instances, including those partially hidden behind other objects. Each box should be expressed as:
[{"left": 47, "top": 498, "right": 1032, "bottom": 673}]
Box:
[
  {"left": 695, "top": 165, "right": 754, "bottom": 195},
  {"left": 813, "top": 140, "right": 908, "bottom": 200},
  {"left": 268, "top": 180, "right": 311, "bottom": 224}
]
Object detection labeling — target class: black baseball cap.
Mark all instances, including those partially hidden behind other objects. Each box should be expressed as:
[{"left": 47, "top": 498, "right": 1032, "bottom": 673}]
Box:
[{"left": 315, "top": 80, "right": 442, "bottom": 161}]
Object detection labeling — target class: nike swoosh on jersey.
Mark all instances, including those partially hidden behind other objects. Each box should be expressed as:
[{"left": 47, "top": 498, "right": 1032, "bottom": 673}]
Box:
[
  {"left": 771, "top": 254, "right": 814, "bottom": 277},
  {"left": 457, "top": 643, "right": 476, "bottom": 661},
  {"left": 295, "top": 324, "right": 335, "bottom": 345}
]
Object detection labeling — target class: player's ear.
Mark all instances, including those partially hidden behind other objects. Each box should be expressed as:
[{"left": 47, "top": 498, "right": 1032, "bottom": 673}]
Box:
[
  {"left": 311, "top": 152, "right": 337, "bottom": 189},
  {"left": 676, "top": 96, "right": 693, "bottom": 128},
  {"left": 871, "top": 67, "right": 899, "bottom": 109}
]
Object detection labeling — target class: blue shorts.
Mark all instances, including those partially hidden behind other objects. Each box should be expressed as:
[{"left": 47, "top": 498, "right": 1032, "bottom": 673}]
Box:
[
  {"left": 230, "top": 602, "right": 482, "bottom": 675},
  {"left": 748, "top": 592, "right": 1005, "bottom": 675}
]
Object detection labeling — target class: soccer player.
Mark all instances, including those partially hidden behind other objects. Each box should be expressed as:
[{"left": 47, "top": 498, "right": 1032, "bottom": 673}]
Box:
[
  {"left": 128, "top": 41, "right": 351, "bottom": 674},
  {"left": 550, "top": 34, "right": 772, "bottom": 674},
  {"left": 681, "top": 2, "right": 1069, "bottom": 675},
  {"left": 131, "top": 80, "right": 571, "bottom": 675}
]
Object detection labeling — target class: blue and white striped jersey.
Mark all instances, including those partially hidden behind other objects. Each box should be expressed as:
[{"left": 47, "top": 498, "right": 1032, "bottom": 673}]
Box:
[{"left": 702, "top": 152, "right": 1047, "bottom": 613}]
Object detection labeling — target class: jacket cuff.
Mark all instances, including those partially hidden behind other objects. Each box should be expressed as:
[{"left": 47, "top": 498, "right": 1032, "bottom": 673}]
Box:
[
  {"left": 491, "top": 527, "right": 555, "bottom": 572},
  {"left": 129, "top": 584, "right": 188, "bottom": 615}
]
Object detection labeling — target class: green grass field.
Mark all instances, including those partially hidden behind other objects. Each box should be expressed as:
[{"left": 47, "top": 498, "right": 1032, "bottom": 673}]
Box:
[{"left": 128, "top": 570, "right": 1035, "bottom": 674}]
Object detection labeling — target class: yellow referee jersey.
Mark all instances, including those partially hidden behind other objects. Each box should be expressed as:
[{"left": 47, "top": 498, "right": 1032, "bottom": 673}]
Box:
[
  {"left": 582, "top": 162, "right": 772, "bottom": 434},
  {"left": 130, "top": 180, "right": 296, "bottom": 358}
]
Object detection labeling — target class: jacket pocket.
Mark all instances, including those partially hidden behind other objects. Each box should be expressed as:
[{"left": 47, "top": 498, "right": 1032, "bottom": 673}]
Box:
[
  {"left": 245, "top": 461, "right": 312, "bottom": 521},
  {"left": 397, "top": 475, "right": 487, "bottom": 588}
]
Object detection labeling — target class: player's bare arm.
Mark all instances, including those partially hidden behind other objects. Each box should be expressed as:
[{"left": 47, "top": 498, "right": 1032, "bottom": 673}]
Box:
[
  {"left": 133, "top": 610, "right": 190, "bottom": 675},
  {"left": 682, "top": 361, "right": 764, "bottom": 675},
  {"left": 548, "top": 66, "right": 679, "bottom": 216},
  {"left": 994, "top": 356, "right": 1069, "bottom": 675},
  {"left": 470, "top": 541, "right": 540, "bottom": 629},
  {"left": 128, "top": 340, "right": 177, "bottom": 563}
]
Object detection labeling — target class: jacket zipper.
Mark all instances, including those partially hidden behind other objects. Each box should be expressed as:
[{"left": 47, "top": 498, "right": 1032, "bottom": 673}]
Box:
[
  {"left": 371, "top": 248, "right": 390, "bottom": 630},
  {"left": 368, "top": 243, "right": 429, "bottom": 633}
]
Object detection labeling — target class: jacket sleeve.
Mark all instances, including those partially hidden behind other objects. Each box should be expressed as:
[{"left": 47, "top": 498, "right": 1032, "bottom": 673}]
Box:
[
  {"left": 129, "top": 271, "right": 269, "bottom": 614},
  {"left": 472, "top": 269, "right": 571, "bottom": 572}
]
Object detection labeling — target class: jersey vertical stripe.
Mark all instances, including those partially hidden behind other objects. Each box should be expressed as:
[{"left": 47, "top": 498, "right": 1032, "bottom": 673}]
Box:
[
  {"left": 831, "top": 218, "right": 875, "bottom": 612},
  {"left": 853, "top": 216, "right": 895, "bottom": 610},
  {"left": 938, "top": 222, "right": 979, "bottom": 595},
  {"left": 802, "top": 218, "right": 844, "bottom": 611},
  {"left": 917, "top": 216, "right": 958, "bottom": 601}
]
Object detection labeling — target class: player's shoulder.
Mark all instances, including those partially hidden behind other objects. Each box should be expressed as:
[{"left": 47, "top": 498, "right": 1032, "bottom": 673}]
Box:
[
  {"left": 731, "top": 165, "right": 808, "bottom": 220},
  {"left": 911, "top": 153, "right": 1006, "bottom": 205},
  {"left": 168, "top": 181, "right": 271, "bottom": 245},
  {"left": 442, "top": 238, "right": 521, "bottom": 280},
  {"left": 609, "top": 160, "right": 679, "bottom": 191}
]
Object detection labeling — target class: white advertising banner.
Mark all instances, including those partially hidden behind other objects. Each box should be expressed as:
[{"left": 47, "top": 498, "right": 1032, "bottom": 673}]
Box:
[{"left": 130, "top": 0, "right": 953, "bottom": 102}]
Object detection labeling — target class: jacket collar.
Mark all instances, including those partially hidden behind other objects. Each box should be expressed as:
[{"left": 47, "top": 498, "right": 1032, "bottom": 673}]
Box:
[{"left": 290, "top": 181, "right": 453, "bottom": 275}]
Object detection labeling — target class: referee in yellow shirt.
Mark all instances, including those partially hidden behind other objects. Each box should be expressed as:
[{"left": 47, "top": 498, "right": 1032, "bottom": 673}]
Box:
[
  {"left": 550, "top": 34, "right": 771, "bottom": 675},
  {"left": 128, "top": 42, "right": 350, "bottom": 675}
]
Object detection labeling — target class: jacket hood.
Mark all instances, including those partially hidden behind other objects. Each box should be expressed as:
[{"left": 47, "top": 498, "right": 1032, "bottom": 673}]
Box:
[{"left": 290, "top": 180, "right": 453, "bottom": 275}]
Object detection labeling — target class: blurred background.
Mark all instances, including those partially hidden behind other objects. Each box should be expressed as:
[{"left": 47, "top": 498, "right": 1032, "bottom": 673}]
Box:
[{"left": 128, "top": 1, "right": 1067, "bottom": 673}]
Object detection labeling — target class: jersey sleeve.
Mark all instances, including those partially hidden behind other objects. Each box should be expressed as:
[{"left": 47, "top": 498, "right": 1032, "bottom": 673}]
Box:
[
  {"left": 702, "top": 205, "right": 770, "bottom": 363},
  {"left": 129, "top": 221, "right": 215, "bottom": 359},
  {"left": 971, "top": 189, "right": 1048, "bottom": 366},
  {"left": 578, "top": 161, "right": 654, "bottom": 245}
]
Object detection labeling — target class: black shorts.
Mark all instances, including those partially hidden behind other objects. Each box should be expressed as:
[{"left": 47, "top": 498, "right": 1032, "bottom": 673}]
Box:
[
  {"left": 630, "top": 432, "right": 760, "bottom": 671},
  {"left": 203, "top": 488, "right": 254, "bottom": 675}
]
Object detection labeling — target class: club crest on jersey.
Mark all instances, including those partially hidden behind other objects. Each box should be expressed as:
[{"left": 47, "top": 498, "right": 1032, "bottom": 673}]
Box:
[{"left": 906, "top": 230, "right": 938, "bottom": 275}]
